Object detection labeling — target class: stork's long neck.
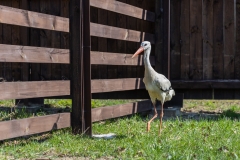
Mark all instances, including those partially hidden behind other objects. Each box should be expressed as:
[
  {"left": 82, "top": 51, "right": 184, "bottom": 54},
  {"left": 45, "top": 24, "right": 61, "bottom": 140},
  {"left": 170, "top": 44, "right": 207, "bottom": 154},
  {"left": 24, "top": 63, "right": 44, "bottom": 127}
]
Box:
[{"left": 144, "top": 47, "right": 154, "bottom": 72}]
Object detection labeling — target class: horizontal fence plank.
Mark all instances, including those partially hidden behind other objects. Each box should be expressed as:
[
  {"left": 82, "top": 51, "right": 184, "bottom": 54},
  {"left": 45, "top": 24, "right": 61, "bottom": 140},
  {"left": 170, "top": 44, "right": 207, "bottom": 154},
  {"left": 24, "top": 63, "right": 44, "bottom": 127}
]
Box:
[
  {"left": 0, "top": 5, "right": 69, "bottom": 32},
  {"left": 91, "top": 78, "right": 145, "bottom": 93},
  {"left": 0, "top": 79, "right": 144, "bottom": 100},
  {"left": 0, "top": 44, "right": 69, "bottom": 63},
  {"left": 0, "top": 81, "right": 70, "bottom": 100},
  {"left": 91, "top": 51, "right": 155, "bottom": 66},
  {"left": 0, "top": 113, "right": 70, "bottom": 141},
  {"left": 90, "top": 0, "right": 155, "bottom": 22},
  {"left": 0, "top": 44, "right": 153, "bottom": 65},
  {"left": 92, "top": 100, "right": 152, "bottom": 122},
  {"left": 172, "top": 80, "right": 240, "bottom": 89},
  {"left": 0, "top": 100, "right": 152, "bottom": 140},
  {"left": 2, "top": 79, "right": 240, "bottom": 100},
  {"left": 90, "top": 23, "right": 155, "bottom": 44},
  {"left": 0, "top": 5, "right": 155, "bottom": 45}
]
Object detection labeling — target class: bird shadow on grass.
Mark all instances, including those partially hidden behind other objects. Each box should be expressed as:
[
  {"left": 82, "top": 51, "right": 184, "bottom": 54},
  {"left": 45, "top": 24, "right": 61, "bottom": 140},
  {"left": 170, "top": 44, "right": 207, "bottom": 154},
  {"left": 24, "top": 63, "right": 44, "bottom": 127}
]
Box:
[{"left": 220, "top": 109, "right": 240, "bottom": 120}]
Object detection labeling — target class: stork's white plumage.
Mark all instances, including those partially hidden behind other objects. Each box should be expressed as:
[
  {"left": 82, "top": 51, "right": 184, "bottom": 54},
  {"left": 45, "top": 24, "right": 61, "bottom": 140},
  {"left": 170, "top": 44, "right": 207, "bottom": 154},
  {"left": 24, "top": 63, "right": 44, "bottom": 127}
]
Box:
[{"left": 132, "top": 41, "right": 175, "bottom": 135}]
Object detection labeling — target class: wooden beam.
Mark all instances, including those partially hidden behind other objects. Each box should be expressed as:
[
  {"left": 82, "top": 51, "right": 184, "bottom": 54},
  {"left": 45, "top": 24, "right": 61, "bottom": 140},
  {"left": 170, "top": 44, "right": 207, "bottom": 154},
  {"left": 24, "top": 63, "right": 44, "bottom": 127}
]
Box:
[
  {"left": 91, "top": 78, "right": 145, "bottom": 93},
  {"left": 90, "top": 0, "right": 155, "bottom": 22},
  {"left": 70, "top": 0, "right": 92, "bottom": 135},
  {"left": 92, "top": 100, "right": 152, "bottom": 122},
  {"left": 0, "top": 100, "right": 154, "bottom": 140},
  {"left": 0, "top": 81, "right": 70, "bottom": 100},
  {"left": 162, "top": 0, "right": 170, "bottom": 79},
  {"left": 0, "top": 44, "right": 69, "bottom": 63},
  {"left": 0, "top": 5, "right": 154, "bottom": 45},
  {"left": 0, "top": 113, "right": 70, "bottom": 141},
  {"left": 2, "top": 79, "right": 240, "bottom": 100},
  {"left": 155, "top": 0, "right": 163, "bottom": 73},
  {"left": 90, "top": 23, "right": 155, "bottom": 44},
  {"left": 0, "top": 44, "right": 155, "bottom": 65},
  {"left": 82, "top": 0, "right": 92, "bottom": 136},
  {"left": 0, "top": 5, "right": 69, "bottom": 32},
  {"left": 91, "top": 51, "right": 155, "bottom": 66},
  {"left": 171, "top": 80, "right": 240, "bottom": 89}
]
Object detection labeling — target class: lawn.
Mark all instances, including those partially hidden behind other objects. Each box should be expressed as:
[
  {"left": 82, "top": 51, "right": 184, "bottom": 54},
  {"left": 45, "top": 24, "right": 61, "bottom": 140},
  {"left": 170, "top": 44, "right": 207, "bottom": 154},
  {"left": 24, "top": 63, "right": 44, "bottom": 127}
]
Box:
[{"left": 0, "top": 100, "right": 240, "bottom": 160}]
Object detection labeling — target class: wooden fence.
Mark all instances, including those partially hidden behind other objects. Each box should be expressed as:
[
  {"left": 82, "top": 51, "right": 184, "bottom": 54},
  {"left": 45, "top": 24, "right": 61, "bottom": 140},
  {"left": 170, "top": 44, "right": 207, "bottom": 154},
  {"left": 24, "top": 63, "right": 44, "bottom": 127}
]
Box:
[
  {"left": 1, "top": 0, "right": 240, "bottom": 140},
  {"left": 0, "top": 0, "right": 165, "bottom": 140},
  {"left": 170, "top": 0, "right": 240, "bottom": 99}
]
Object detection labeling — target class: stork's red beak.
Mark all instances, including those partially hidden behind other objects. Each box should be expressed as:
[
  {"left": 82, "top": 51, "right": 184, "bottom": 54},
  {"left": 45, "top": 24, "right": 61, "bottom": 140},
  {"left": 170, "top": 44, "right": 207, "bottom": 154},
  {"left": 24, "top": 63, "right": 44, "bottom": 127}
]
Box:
[{"left": 132, "top": 47, "right": 144, "bottom": 58}]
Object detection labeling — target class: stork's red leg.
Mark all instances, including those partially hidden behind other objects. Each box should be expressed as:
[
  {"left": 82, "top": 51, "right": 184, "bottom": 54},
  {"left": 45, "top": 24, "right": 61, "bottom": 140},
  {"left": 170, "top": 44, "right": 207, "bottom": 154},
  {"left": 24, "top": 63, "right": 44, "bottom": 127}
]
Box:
[
  {"left": 159, "top": 103, "right": 164, "bottom": 136},
  {"left": 147, "top": 103, "right": 157, "bottom": 132}
]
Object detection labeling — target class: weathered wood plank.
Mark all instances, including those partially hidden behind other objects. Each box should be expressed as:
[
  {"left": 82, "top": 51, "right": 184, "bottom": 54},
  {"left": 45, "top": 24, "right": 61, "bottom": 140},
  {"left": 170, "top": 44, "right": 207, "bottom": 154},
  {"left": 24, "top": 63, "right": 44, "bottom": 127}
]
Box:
[
  {"left": 29, "top": 0, "right": 43, "bottom": 104},
  {"left": 2, "top": 1, "right": 12, "bottom": 82},
  {"left": 172, "top": 80, "right": 240, "bottom": 89},
  {"left": 213, "top": 0, "right": 224, "bottom": 79},
  {"left": 202, "top": 0, "right": 213, "bottom": 79},
  {"left": 0, "top": 81, "right": 70, "bottom": 100},
  {"left": 11, "top": 0, "right": 21, "bottom": 82},
  {"left": 170, "top": 0, "right": 181, "bottom": 80},
  {"left": 189, "top": 0, "right": 203, "bottom": 80},
  {"left": 0, "top": 5, "right": 69, "bottom": 32},
  {"left": 236, "top": 0, "right": 240, "bottom": 79},
  {"left": 126, "top": 0, "right": 137, "bottom": 78},
  {"left": 223, "top": 0, "right": 235, "bottom": 79},
  {"left": 91, "top": 78, "right": 145, "bottom": 93},
  {"left": 40, "top": 0, "right": 52, "bottom": 81},
  {"left": 18, "top": 0, "right": 30, "bottom": 105},
  {"left": 90, "top": 0, "right": 155, "bottom": 22},
  {"left": 155, "top": 0, "right": 163, "bottom": 74},
  {"left": 90, "top": 23, "right": 155, "bottom": 44},
  {"left": 0, "top": 113, "right": 70, "bottom": 141},
  {"left": 91, "top": 51, "right": 155, "bottom": 66},
  {"left": 180, "top": 0, "right": 190, "bottom": 80},
  {"left": 70, "top": 0, "right": 92, "bottom": 135},
  {"left": 0, "top": 5, "right": 154, "bottom": 43},
  {"left": 0, "top": 44, "right": 155, "bottom": 66},
  {"left": 50, "top": 0, "right": 62, "bottom": 80},
  {"left": 60, "top": 0, "right": 70, "bottom": 80},
  {"left": 90, "top": 6, "right": 99, "bottom": 80},
  {"left": 116, "top": 0, "right": 127, "bottom": 78},
  {"left": 92, "top": 89, "right": 149, "bottom": 99},
  {"left": 162, "top": 0, "right": 171, "bottom": 79},
  {"left": 0, "top": 5, "right": 2, "bottom": 79},
  {"left": 0, "top": 44, "right": 69, "bottom": 63},
  {"left": 96, "top": 8, "right": 108, "bottom": 79},
  {"left": 0, "top": 99, "right": 155, "bottom": 140},
  {"left": 92, "top": 100, "right": 152, "bottom": 122},
  {"left": 107, "top": 10, "right": 118, "bottom": 79}
]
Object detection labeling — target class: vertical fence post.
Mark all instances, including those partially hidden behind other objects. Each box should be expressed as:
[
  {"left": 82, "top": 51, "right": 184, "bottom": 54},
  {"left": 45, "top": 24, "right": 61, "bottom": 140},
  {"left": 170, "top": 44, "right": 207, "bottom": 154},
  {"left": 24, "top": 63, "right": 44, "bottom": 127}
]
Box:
[
  {"left": 70, "top": 0, "right": 92, "bottom": 136},
  {"left": 82, "top": 0, "right": 92, "bottom": 135}
]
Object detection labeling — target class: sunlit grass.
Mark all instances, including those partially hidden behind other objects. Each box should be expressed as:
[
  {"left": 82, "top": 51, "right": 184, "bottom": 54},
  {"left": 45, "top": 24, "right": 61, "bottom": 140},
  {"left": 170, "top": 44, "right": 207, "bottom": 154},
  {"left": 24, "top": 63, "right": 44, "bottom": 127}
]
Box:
[
  {"left": 0, "top": 115, "right": 239, "bottom": 159},
  {"left": 0, "top": 99, "right": 240, "bottom": 159},
  {"left": 183, "top": 100, "right": 240, "bottom": 113}
]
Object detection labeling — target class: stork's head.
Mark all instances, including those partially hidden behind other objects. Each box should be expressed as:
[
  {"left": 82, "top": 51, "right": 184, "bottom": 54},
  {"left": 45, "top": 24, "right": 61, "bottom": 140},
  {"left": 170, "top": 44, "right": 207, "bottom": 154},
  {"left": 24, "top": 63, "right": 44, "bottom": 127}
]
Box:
[{"left": 132, "top": 41, "right": 151, "bottom": 58}]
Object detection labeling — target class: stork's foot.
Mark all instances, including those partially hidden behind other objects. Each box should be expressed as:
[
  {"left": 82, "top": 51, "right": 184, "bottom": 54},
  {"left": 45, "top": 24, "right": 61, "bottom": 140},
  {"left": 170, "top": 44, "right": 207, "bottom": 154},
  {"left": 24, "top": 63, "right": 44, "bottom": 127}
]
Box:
[{"left": 147, "top": 122, "right": 151, "bottom": 132}]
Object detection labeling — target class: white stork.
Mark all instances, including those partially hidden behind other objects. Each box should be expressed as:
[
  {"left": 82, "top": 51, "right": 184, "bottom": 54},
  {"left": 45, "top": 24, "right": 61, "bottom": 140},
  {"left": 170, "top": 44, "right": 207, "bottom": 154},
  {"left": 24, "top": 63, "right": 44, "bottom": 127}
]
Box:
[{"left": 132, "top": 41, "right": 175, "bottom": 135}]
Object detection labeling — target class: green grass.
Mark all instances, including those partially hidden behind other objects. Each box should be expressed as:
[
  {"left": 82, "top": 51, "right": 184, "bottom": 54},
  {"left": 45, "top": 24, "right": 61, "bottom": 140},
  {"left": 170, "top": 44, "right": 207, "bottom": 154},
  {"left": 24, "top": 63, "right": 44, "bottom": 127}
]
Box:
[
  {"left": 183, "top": 100, "right": 240, "bottom": 113},
  {"left": 0, "top": 100, "right": 240, "bottom": 159},
  {"left": 0, "top": 116, "right": 239, "bottom": 159}
]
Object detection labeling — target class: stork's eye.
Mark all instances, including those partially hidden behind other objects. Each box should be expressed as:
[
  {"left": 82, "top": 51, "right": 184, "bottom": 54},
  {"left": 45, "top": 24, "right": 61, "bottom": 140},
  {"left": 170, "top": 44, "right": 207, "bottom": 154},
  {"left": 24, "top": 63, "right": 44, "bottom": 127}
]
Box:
[{"left": 144, "top": 44, "right": 147, "bottom": 46}]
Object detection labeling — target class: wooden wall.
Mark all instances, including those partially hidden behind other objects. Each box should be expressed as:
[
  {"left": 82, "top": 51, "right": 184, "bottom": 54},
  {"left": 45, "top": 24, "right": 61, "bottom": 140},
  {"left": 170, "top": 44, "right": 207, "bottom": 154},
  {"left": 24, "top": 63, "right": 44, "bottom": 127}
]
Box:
[
  {"left": 170, "top": 0, "right": 240, "bottom": 99},
  {"left": 1, "top": 0, "right": 240, "bottom": 100},
  {"left": 0, "top": 0, "right": 156, "bottom": 101}
]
